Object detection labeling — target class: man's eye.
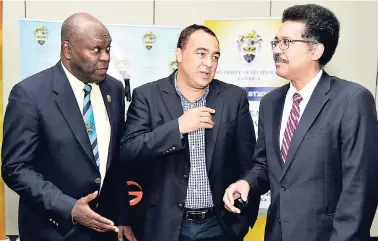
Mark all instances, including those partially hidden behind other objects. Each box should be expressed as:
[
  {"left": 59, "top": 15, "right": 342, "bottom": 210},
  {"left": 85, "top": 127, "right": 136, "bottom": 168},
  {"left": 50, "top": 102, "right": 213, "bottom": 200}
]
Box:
[{"left": 93, "top": 47, "right": 100, "bottom": 53}]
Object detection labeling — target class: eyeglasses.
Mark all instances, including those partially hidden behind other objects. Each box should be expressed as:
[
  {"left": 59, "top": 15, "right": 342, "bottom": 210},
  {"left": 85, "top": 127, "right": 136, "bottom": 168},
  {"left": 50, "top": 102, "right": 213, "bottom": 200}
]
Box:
[{"left": 270, "top": 39, "right": 318, "bottom": 50}]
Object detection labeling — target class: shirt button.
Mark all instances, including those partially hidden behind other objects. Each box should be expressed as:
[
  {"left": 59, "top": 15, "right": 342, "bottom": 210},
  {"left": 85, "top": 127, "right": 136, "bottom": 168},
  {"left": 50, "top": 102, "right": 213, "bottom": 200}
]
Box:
[{"left": 95, "top": 178, "right": 101, "bottom": 184}]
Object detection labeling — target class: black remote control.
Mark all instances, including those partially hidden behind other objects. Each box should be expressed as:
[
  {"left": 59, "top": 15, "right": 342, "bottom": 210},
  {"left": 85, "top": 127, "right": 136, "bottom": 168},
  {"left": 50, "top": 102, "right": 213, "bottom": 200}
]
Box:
[{"left": 234, "top": 197, "right": 248, "bottom": 211}]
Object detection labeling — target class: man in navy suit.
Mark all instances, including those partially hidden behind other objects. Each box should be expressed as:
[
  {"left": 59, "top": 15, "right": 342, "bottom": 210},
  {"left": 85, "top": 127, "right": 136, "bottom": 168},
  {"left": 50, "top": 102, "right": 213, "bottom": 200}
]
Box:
[
  {"left": 224, "top": 4, "right": 378, "bottom": 241},
  {"left": 2, "top": 13, "right": 136, "bottom": 241}
]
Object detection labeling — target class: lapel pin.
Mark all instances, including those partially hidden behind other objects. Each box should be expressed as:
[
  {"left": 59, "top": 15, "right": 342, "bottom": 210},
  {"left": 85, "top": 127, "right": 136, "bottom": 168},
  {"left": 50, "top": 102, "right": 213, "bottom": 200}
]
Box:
[{"left": 107, "top": 95, "right": 111, "bottom": 102}]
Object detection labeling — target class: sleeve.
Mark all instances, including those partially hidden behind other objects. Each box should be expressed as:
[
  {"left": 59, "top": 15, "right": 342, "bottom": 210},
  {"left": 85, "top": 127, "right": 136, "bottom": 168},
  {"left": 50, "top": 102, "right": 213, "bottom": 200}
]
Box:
[
  {"left": 329, "top": 87, "right": 378, "bottom": 241},
  {"left": 1, "top": 84, "right": 77, "bottom": 230},
  {"left": 120, "top": 88, "right": 185, "bottom": 164}
]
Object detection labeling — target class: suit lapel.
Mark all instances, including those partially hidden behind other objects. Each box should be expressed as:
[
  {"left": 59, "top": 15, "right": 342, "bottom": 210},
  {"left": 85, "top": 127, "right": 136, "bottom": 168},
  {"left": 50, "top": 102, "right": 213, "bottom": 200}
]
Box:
[
  {"left": 99, "top": 78, "right": 114, "bottom": 171},
  {"left": 205, "top": 81, "right": 223, "bottom": 172},
  {"left": 272, "top": 86, "right": 289, "bottom": 170},
  {"left": 53, "top": 62, "right": 96, "bottom": 167},
  {"left": 280, "top": 72, "right": 331, "bottom": 181},
  {"left": 160, "top": 71, "right": 184, "bottom": 120}
]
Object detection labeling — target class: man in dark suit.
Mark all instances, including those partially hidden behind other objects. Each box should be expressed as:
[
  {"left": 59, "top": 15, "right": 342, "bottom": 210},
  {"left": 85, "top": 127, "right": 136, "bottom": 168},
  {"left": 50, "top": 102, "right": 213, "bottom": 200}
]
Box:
[
  {"left": 1, "top": 13, "right": 136, "bottom": 241},
  {"left": 121, "top": 24, "right": 260, "bottom": 241},
  {"left": 224, "top": 4, "right": 378, "bottom": 241}
]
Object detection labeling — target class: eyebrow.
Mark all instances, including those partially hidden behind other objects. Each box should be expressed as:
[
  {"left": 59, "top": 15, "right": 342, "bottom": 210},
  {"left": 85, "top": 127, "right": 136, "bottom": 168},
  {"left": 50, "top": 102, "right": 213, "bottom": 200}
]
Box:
[{"left": 274, "top": 36, "right": 291, "bottom": 40}]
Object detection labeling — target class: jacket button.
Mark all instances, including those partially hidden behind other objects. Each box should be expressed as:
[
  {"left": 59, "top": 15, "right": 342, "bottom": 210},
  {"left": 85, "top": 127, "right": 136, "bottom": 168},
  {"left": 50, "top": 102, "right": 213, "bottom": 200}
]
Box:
[
  {"left": 183, "top": 174, "right": 188, "bottom": 179},
  {"left": 178, "top": 203, "right": 183, "bottom": 208},
  {"left": 172, "top": 146, "right": 176, "bottom": 151},
  {"left": 281, "top": 185, "right": 287, "bottom": 191},
  {"left": 95, "top": 178, "right": 101, "bottom": 184}
]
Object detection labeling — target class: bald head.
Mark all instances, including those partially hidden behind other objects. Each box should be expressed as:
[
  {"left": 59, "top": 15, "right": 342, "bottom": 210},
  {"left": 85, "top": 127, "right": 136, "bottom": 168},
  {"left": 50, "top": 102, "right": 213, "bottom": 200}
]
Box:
[
  {"left": 60, "top": 12, "right": 112, "bottom": 84},
  {"left": 61, "top": 13, "right": 107, "bottom": 44}
]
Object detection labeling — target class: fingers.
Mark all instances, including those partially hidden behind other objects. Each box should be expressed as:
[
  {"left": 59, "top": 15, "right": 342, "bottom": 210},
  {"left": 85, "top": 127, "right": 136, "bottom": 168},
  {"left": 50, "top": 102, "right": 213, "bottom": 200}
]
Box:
[
  {"left": 238, "top": 180, "right": 250, "bottom": 201},
  {"left": 91, "top": 211, "right": 115, "bottom": 226},
  {"left": 125, "top": 232, "right": 137, "bottom": 241},
  {"left": 199, "top": 116, "right": 214, "bottom": 125},
  {"left": 199, "top": 111, "right": 212, "bottom": 117},
  {"left": 198, "top": 107, "right": 215, "bottom": 114},
  {"left": 91, "top": 219, "right": 117, "bottom": 232},
  {"left": 84, "top": 191, "right": 98, "bottom": 203},
  {"left": 118, "top": 230, "right": 124, "bottom": 241},
  {"left": 223, "top": 185, "right": 241, "bottom": 214}
]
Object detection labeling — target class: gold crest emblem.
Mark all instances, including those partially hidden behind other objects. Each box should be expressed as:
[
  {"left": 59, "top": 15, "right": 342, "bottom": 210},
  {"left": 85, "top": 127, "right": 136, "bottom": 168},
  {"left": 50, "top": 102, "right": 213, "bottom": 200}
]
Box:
[
  {"left": 236, "top": 30, "right": 263, "bottom": 64},
  {"left": 169, "top": 60, "right": 179, "bottom": 72},
  {"left": 143, "top": 31, "right": 156, "bottom": 50},
  {"left": 33, "top": 26, "right": 49, "bottom": 45}
]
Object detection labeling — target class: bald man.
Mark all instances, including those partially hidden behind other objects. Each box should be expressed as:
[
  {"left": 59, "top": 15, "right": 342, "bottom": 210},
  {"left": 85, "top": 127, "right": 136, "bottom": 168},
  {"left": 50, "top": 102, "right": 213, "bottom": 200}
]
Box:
[{"left": 2, "top": 13, "right": 136, "bottom": 241}]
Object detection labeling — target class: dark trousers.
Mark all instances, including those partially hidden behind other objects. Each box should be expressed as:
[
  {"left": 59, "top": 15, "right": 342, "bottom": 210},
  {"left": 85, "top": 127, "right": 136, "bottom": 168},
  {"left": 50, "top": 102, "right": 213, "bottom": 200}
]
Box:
[{"left": 178, "top": 215, "right": 242, "bottom": 241}]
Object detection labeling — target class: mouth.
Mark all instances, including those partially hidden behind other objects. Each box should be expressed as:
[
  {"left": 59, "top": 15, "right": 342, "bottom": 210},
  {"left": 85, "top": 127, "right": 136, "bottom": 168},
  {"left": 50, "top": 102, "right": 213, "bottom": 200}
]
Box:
[
  {"left": 199, "top": 71, "right": 210, "bottom": 78},
  {"left": 96, "top": 68, "right": 108, "bottom": 75}
]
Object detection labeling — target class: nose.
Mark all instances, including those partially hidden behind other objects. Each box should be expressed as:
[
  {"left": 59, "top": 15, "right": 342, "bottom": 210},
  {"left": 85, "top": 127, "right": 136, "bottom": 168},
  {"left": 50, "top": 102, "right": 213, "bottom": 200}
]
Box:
[
  {"left": 100, "top": 50, "right": 110, "bottom": 62},
  {"left": 203, "top": 56, "right": 212, "bottom": 68},
  {"left": 272, "top": 44, "right": 282, "bottom": 55}
]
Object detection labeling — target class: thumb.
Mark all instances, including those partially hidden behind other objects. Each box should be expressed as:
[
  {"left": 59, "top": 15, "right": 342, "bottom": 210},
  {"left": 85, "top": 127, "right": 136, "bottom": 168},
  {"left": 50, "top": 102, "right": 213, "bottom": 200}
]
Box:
[
  {"left": 85, "top": 191, "right": 98, "bottom": 203},
  {"left": 238, "top": 181, "right": 249, "bottom": 201}
]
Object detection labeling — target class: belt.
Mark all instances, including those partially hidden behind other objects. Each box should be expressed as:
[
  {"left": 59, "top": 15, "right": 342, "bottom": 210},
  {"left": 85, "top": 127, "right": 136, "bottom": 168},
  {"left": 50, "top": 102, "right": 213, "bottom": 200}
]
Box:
[{"left": 183, "top": 208, "right": 216, "bottom": 221}]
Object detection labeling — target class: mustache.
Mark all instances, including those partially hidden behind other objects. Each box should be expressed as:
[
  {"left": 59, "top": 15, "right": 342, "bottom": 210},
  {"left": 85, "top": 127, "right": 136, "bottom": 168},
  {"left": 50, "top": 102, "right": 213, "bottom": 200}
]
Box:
[{"left": 274, "top": 54, "right": 288, "bottom": 64}]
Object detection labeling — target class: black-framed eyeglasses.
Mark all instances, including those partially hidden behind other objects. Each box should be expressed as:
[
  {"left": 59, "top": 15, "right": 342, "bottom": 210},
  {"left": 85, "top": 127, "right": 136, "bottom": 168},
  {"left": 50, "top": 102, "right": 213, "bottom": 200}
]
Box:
[{"left": 270, "top": 39, "right": 318, "bottom": 50}]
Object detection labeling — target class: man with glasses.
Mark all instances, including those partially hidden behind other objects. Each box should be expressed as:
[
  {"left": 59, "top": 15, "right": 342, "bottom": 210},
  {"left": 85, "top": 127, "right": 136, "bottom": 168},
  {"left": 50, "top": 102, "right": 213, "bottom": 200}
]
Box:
[{"left": 224, "top": 4, "right": 378, "bottom": 241}]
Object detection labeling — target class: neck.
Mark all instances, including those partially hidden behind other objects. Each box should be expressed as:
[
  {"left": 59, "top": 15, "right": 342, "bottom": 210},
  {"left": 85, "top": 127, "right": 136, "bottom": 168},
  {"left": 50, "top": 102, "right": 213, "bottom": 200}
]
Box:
[
  {"left": 290, "top": 66, "right": 321, "bottom": 91},
  {"left": 176, "top": 70, "right": 205, "bottom": 102}
]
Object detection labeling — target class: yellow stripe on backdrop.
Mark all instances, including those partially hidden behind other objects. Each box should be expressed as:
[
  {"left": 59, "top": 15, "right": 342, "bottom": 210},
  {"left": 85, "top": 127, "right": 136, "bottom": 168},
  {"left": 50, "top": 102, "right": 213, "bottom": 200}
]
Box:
[{"left": 0, "top": 0, "right": 5, "bottom": 239}]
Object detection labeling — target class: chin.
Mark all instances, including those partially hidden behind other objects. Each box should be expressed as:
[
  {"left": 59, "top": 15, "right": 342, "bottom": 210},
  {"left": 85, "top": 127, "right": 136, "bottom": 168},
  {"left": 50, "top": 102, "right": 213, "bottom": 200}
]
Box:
[
  {"left": 91, "top": 75, "right": 106, "bottom": 84},
  {"left": 275, "top": 68, "right": 289, "bottom": 79},
  {"left": 197, "top": 80, "right": 211, "bottom": 88}
]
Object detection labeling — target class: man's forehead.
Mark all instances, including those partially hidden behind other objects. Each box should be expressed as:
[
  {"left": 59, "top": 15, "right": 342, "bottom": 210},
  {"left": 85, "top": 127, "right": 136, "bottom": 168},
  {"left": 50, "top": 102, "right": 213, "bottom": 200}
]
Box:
[
  {"left": 188, "top": 36, "right": 219, "bottom": 51},
  {"left": 276, "top": 21, "right": 305, "bottom": 38},
  {"left": 85, "top": 31, "right": 111, "bottom": 44}
]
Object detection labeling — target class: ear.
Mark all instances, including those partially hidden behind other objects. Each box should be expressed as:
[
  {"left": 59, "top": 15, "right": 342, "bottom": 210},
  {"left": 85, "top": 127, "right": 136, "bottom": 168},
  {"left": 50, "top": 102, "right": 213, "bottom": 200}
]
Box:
[
  {"left": 176, "top": 48, "right": 182, "bottom": 63},
  {"left": 311, "top": 43, "right": 324, "bottom": 61},
  {"left": 62, "top": 41, "right": 72, "bottom": 60}
]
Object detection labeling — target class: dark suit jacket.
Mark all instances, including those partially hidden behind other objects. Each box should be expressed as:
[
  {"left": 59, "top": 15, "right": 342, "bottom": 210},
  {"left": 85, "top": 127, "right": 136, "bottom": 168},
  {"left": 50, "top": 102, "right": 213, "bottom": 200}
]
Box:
[
  {"left": 244, "top": 71, "right": 378, "bottom": 241},
  {"left": 1, "top": 61, "right": 131, "bottom": 241},
  {"left": 121, "top": 71, "right": 260, "bottom": 241}
]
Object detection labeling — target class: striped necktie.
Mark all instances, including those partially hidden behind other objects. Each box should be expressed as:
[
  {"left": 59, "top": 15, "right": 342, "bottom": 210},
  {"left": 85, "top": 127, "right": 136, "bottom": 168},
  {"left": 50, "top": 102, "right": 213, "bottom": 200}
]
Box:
[
  {"left": 83, "top": 84, "right": 100, "bottom": 168},
  {"left": 281, "top": 92, "right": 303, "bottom": 163}
]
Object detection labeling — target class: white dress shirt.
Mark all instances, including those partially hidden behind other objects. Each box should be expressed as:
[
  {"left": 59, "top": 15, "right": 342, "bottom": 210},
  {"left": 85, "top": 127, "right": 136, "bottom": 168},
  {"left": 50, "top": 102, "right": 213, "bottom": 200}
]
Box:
[
  {"left": 62, "top": 63, "right": 111, "bottom": 188},
  {"left": 279, "top": 69, "right": 323, "bottom": 149}
]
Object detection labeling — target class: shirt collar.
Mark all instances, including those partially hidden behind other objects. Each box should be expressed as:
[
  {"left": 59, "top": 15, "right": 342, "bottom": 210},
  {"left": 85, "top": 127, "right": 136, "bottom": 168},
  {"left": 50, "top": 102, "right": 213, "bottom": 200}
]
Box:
[
  {"left": 61, "top": 62, "right": 86, "bottom": 91},
  {"left": 288, "top": 69, "right": 323, "bottom": 102},
  {"left": 174, "top": 71, "right": 209, "bottom": 103}
]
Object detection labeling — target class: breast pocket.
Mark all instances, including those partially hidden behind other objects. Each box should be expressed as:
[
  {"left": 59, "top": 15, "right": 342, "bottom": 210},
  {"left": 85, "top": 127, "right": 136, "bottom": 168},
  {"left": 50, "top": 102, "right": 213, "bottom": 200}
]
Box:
[{"left": 304, "top": 125, "right": 332, "bottom": 140}]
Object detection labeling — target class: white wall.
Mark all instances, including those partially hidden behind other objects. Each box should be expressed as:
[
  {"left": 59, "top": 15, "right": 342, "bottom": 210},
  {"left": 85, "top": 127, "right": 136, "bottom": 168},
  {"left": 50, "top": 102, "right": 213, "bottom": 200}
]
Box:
[{"left": 3, "top": 0, "right": 378, "bottom": 237}]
